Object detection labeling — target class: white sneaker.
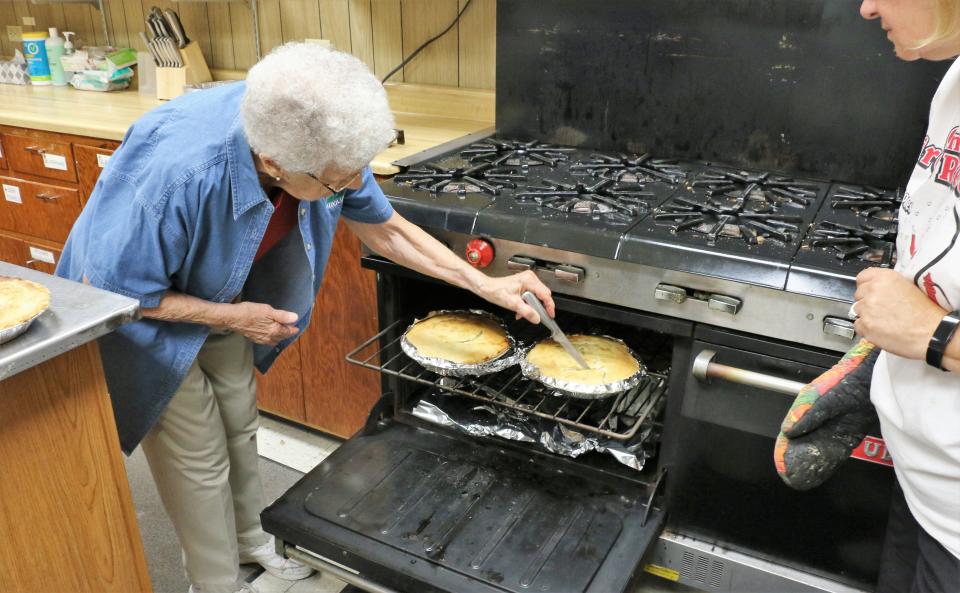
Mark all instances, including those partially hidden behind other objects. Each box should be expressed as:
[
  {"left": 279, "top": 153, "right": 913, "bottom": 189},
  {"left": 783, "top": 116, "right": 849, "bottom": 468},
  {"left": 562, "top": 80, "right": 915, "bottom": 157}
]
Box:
[
  {"left": 188, "top": 583, "right": 259, "bottom": 593},
  {"left": 238, "top": 536, "right": 315, "bottom": 581}
]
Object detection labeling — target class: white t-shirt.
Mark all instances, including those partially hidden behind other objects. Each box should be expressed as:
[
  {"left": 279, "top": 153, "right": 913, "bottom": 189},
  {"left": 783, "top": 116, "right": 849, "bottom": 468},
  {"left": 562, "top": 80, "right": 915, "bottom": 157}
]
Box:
[{"left": 871, "top": 57, "right": 960, "bottom": 560}]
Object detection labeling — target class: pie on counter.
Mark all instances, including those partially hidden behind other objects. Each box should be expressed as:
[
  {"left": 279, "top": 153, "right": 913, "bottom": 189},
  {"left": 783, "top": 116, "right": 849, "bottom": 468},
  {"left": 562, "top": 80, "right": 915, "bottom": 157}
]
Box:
[
  {"left": 525, "top": 335, "right": 639, "bottom": 385},
  {"left": 404, "top": 311, "right": 510, "bottom": 365},
  {"left": 0, "top": 276, "right": 51, "bottom": 330}
]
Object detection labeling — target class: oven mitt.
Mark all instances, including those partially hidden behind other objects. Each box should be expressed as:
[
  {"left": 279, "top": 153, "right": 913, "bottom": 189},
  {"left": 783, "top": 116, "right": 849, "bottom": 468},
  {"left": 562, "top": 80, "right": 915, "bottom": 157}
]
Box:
[{"left": 773, "top": 339, "right": 880, "bottom": 491}]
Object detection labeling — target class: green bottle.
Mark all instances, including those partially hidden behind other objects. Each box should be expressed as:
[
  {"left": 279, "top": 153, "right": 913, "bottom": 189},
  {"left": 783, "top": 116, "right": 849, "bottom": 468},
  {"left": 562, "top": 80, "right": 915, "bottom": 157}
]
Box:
[{"left": 45, "top": 28, "right": 67, "bottom": 86}]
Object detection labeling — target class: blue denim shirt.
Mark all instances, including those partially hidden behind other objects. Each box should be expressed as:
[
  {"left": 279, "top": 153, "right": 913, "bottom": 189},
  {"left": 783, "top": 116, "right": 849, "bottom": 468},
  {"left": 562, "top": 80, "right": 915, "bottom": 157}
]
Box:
[{"left": 56, "top": 82, "right": 393, "bottom": 454}]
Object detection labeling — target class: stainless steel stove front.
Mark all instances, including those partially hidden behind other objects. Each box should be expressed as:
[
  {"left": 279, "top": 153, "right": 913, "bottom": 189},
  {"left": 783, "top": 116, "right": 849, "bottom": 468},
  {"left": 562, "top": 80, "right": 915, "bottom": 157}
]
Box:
[{"left": 427, "top": 230, "right": 858, "bottom": 353}]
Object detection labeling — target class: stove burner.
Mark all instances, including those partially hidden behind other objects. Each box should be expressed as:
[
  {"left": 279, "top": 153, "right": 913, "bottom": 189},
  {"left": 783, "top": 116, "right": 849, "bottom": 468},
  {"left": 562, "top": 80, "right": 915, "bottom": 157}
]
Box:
[
  {"left": 693, "top": 169, "right": 820, "bottom": 209},
  {"left": 393, "top": 162, "right": 526, "bottom": 196},
  {"left": 654, "top": 197, "right": 805, "bottom": 246},
  {"left": 515, "top": 178, "right": 655, "bottom": 224},
  {"left": 570, "top": 153, "right": 686, "bottom": 184},
  {"left": 830, "top": 185, "right": 902, "bottom": 222},
  {"left": 460, "top": 139, "right": 575, "bottom": 168},
  {"left": 806, "top": 220, "right": 898, "bottom": 266}
]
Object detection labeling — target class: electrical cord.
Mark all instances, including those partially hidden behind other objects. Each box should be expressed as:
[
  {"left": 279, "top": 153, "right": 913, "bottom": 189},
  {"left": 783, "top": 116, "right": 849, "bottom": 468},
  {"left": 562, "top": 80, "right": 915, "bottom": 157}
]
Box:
[{"left": 380, "top": 0, "right": 474, "bottom": 84}]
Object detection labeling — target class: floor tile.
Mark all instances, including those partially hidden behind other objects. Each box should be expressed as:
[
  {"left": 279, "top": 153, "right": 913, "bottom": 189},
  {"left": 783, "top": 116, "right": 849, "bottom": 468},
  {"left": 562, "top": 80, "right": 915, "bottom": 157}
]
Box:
[{"left": 258, "top": 416, "right": 342, "bottom": 473}]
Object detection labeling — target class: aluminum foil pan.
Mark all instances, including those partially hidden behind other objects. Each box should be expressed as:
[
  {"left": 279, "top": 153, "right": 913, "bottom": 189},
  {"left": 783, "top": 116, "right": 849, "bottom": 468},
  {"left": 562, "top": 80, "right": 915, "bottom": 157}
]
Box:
[
  {"left": 519, "top": 334, "right": 646, "bottom": 399},
  {"left": 0, "top": 308, "right": 47, "bottom": 345},
  {"left": 401, "top": 309, "right": 518, "bottom": 377}
]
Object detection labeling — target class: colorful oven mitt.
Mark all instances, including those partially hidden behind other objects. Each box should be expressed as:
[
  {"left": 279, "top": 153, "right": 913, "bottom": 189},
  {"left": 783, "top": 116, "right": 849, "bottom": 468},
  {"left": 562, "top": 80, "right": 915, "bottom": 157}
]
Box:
[{"left": 774, "top": 339, "right": 881, "bottom": 491}]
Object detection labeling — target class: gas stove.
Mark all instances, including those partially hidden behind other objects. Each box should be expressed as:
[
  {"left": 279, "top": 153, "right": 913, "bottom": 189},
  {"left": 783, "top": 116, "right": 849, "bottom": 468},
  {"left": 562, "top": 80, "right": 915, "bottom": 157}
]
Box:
[
  {"left": 379, "top": 136, "right": 903, "bottom": 351},
  {"left": 787, "top": 184, "right": 902, "bottom": 299},
  {"left": 617, "top": 166, "right": 831, "bottom": 290}
]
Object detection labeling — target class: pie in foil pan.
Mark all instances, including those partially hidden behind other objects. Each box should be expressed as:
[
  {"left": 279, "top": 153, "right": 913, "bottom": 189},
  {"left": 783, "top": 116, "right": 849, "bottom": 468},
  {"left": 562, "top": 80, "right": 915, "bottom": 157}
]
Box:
[
  {"left": 0, "top": 276, "right": 51, "bottom": 345},
  {"left": 520, "top": 334, "right": 646, "bottom": 399},
  {"left": 401, "top": 309, "right": 518, "bottom": 377}
]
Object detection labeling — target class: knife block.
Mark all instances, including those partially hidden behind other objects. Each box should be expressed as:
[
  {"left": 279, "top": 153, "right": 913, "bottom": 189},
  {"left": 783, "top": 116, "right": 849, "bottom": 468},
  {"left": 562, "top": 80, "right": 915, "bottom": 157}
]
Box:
[
  {"left": 155, "top": 42, "right": 212, "bottom": 101},
  {"left": 156, "top": 66, "right": 187, "bottom": 100}
]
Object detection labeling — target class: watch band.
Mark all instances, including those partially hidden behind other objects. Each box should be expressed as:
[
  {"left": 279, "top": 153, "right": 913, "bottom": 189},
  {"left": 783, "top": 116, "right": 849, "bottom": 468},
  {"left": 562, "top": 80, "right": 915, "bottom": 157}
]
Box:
[{"left": 926, "top": 310, "right": 960, "bottom": 371}]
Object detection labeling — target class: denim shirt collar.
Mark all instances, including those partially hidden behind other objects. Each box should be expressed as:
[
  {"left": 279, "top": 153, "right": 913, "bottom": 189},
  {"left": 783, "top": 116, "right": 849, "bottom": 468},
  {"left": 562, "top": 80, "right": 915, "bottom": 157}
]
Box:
[{"left": 226, "top": 115, "right": 268, "bottom": 220}]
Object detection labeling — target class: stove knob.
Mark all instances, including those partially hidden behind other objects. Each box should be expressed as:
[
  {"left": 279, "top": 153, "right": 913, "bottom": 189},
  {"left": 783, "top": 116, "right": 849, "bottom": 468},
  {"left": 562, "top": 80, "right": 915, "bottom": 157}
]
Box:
[{"left": 465, "top": 238, "right": 494, "bottom": 269}]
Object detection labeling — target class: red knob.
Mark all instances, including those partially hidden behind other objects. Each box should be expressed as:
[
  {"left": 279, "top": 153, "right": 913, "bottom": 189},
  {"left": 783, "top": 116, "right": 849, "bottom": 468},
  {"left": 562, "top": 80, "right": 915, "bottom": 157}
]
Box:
[{"left": 465, "top": 238, "right": 495, "bottom": 269}]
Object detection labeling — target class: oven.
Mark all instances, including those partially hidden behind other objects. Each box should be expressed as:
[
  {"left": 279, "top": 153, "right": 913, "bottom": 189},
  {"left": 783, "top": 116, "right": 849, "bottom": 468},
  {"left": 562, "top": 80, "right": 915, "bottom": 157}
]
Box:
[{"left": 261, "top": 2, "right": 952, "bottom": 592}]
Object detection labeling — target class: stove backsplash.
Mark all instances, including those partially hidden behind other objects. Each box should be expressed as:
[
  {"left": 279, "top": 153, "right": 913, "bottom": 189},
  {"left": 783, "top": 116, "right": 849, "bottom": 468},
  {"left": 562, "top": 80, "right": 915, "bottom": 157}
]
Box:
[{"left": 496, "top": 0, "right": 951, "bottom": 189}]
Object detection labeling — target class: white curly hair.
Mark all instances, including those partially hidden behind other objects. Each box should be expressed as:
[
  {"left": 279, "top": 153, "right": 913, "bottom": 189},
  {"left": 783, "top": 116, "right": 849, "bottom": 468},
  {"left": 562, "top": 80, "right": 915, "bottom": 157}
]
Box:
[{"left": 241, "top": 42, "right": 396, "bottom": 174}]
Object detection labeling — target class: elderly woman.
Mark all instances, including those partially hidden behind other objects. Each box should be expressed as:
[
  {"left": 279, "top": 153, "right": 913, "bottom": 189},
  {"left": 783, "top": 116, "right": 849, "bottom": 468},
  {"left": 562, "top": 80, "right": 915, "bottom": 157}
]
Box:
[
  {"left": 854, "top": 1, "right": 959, "bottom": 591},
  {"left": 57, "top": 43, "right": 553, "bottom": 593}
]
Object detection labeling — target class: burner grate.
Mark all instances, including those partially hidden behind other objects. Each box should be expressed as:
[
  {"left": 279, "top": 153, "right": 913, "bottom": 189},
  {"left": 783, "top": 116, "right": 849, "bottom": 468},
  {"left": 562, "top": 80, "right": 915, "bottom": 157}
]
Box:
[
  {"left": 570, "top": 153, "right": 686, "bottom": 184},
  {"left": 460, "top": 139, "right": 575, "bottom": 168},
  {"left": 346, "top": 319, "right": 668, "bottom": 442},
  {"left": 515, "top": 178, "right": 656, "bottom": 224},
  {"left": 806, "top": 220, "right": 897, "bottom": 265},
  {"left": 830, "top": 185, "right": 902, "bottom": 222},
  {"left": 393, "top": 162, "right": 526, "bottom": 196}
]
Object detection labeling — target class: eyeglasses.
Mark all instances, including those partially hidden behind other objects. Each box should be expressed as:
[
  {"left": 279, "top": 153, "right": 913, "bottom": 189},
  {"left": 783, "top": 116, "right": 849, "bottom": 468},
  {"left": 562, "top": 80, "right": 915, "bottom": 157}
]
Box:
[{"left": 306, "top": 170, "right": 363, "bottom": 196}]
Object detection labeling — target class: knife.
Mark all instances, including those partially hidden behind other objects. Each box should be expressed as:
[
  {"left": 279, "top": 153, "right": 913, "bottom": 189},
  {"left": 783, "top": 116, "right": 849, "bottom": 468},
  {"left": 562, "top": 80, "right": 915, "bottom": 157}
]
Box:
[
  {"left": 139, "top": 31, "right": 160, "bottom": 66},
  {"left": 521, "top": 291, "right": 591, "bottom": 370},
  {"left": 163, "top": 9, "right": 190, "bottom": 49}
]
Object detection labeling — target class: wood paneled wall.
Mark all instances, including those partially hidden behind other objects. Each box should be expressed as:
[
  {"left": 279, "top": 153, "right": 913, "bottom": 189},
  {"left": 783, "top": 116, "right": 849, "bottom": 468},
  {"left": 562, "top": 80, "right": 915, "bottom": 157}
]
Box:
[{"left": 0, "top": 0, "right": 496, "bottom": 88}]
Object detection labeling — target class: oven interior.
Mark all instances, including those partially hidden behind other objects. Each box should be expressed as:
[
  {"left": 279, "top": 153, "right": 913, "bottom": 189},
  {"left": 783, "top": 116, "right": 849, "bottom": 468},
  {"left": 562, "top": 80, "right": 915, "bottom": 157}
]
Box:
[{"left": 261, "top": 259, "right": 695, "bottom": 593}]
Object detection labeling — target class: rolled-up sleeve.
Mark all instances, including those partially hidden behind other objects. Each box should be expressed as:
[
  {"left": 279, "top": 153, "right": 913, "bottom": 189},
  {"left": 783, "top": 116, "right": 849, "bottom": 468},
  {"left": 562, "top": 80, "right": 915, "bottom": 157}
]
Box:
[
  {"left": 82, "top": 184, "right": 187, "bottom": 309},
  {"left": 341, "top": 166, "right": 394, "bottom": 224}
]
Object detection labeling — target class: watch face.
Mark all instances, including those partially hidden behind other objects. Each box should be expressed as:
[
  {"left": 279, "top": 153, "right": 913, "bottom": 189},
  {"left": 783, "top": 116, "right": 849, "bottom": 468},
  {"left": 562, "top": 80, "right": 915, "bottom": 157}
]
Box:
[{"left": 926, "top": 311, "right": 960, "bottom": 369}]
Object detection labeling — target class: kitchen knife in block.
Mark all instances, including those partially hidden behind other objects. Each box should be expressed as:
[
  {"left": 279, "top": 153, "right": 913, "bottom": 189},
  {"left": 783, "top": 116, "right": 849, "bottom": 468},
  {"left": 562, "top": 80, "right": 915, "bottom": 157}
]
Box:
[{"left": 178, "top": 41, "right": 211, "bottom": 84}]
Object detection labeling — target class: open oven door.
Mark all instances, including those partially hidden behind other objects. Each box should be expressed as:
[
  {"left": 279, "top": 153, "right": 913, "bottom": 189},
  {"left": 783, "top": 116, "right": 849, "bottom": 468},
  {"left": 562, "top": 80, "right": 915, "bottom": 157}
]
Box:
[{"left": 261, "top": 418, "right": 666, "bottom": 593}]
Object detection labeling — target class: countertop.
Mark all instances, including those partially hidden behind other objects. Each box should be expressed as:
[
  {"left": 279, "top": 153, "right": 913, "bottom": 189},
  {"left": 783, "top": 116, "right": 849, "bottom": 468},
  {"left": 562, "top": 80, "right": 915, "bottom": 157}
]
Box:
[
  {"left": 0, "top": 262, "right": 139, "bottom": 380},
  {"left": 0, "top": 82, "right": 495, "bottom": 176}
]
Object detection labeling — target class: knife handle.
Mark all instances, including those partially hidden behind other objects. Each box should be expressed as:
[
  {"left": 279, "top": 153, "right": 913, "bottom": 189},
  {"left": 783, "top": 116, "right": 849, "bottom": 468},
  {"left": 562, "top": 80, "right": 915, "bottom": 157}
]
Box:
[
  {"left": 521, "top": 291, "right": 551, "bottom": 326},
  {"left": 163, "top": 9, "right": 190, "bottom": 48}
]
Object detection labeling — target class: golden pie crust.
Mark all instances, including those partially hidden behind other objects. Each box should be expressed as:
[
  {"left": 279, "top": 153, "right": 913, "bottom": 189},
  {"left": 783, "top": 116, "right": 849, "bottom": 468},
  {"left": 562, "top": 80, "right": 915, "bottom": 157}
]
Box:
[
  {"left": 0, "top": 276, "right": 51, "bottom": 331},
  {"left": 526, "top": 335, "right": 639, "bottom": 385},
  {"left": 404, "top": 312, "right": 510, "bottom": 365}
]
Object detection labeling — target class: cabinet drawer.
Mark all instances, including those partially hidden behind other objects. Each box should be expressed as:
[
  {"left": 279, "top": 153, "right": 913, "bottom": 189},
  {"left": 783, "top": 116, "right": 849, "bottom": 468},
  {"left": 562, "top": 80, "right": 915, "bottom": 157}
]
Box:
[
  {"left": 1, "top": 131, "right": 77, "bottom": 183},
  {"left": 21, "top": 240, "right": 62, "bottom": 274},
  {"left": 74, "top": 143, "right": 117, "bottom": 205},
  {"left": 0, "top": 177, "right": 82, "bottom": 243},
  {"left": 0, "top": 232, "right": 24, "bottom": 265}
]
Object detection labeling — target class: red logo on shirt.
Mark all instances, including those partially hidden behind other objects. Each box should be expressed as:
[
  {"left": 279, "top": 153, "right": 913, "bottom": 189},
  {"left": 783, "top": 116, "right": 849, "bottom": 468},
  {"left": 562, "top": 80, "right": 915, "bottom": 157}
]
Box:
[
  {"left": 917, "top": 126, "right": 960, "bottom": 198},
  {"left": 851, "top": 436, "right": 894, "bottom": 467}
]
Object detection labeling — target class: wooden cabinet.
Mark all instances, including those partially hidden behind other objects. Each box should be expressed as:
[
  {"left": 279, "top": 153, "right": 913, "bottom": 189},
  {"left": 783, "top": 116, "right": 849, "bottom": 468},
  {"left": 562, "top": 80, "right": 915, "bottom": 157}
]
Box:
[
  {"left": 0, "top": 128, "right": 78, "bottom": 184},
  {"left": 0, "top": 342, "right": 153, "bottom": 593},
  {"left": 0, "top": 176, "right": 82, "bottom": 243},
  {"left": 75, "top": 142, "right": 119, "bottom": 206}
]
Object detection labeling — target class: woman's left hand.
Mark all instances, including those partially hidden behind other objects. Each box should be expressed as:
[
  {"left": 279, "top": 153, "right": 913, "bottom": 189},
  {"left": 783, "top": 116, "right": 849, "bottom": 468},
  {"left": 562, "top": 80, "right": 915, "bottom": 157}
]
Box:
[
  {"left": 475, "top": 270, "right": 556, "bottom": 324},
  {"left": 853, "top": 268, "right": 947, "bottom": 360}
]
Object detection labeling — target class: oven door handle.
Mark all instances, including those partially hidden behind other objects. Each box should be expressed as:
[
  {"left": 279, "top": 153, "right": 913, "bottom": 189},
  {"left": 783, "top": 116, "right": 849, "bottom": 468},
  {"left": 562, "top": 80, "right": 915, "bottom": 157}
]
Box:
[{"left": 692, "top": 350, "right": 805, "bottom": 396}]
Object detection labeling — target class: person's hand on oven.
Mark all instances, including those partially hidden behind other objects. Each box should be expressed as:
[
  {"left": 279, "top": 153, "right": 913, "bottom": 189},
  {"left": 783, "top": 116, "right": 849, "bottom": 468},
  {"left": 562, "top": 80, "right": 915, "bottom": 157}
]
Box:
[
  {"left": 475, "top": 270, "right": 555, "bottom": 324},
  {"left": 853, "top": 268, "right": 946, "bottom": 360}
]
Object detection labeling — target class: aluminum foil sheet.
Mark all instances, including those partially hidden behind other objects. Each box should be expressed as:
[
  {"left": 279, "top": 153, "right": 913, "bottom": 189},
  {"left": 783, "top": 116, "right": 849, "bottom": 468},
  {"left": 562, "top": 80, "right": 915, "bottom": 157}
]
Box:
[
  {"left": 411, "top": 390, "right": 660, "bottom": 472},
  {"left": 0, "top": 308, "right": 46, "bottom": 345},
  {"left": 401, "top": 310, "right": 518, "bottom": 377},
  {"left": 519, "top": 335, "right": 646, "bottom": 398}
]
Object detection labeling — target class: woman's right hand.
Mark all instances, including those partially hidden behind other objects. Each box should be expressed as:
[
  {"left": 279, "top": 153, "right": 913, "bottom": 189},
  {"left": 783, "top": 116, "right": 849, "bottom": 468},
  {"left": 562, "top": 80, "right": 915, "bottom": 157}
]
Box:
[{"left": 224, "top": 301, "right": 299, "bottom": 345}]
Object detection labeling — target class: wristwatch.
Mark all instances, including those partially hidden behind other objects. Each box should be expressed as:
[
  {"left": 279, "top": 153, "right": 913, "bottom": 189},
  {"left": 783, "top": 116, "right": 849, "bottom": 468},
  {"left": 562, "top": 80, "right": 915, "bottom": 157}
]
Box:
[{"left": 926, "top": 309, "right": 960, "bottom": 371}]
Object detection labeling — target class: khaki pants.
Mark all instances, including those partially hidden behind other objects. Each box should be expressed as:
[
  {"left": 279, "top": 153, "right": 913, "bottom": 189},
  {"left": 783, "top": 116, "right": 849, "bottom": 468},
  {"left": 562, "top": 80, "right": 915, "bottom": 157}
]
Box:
[{"left": 141, "top": 330, "right": 270, "bottom": 593}]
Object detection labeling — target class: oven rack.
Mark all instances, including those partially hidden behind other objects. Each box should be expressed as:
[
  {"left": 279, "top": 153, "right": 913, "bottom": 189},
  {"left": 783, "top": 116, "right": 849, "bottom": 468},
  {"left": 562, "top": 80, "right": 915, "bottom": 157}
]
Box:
[{"left": 346, "top": 319, "right": 668, "bottom": 441}]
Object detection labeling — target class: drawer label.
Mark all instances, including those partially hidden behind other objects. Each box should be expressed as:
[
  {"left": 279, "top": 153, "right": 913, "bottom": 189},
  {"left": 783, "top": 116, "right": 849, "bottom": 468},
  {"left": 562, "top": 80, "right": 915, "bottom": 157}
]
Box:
[
  {"left": 28, "top": 246, "right": 56, "bottom": 264},
  {"left": 2, "top": 184, "right": 21, "bottom": 204},
  {"left": 42, "top": 153, "right": 69, "bottom": 171},
  {"left": 96, "top": 153, "right": 110, "bottom": 168}
]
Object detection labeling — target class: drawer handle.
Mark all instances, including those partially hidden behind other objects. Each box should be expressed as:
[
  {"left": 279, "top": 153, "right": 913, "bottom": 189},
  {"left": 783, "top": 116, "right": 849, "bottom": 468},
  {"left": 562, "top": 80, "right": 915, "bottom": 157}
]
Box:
[
  {"left": 25, "top": 146, "right": 47, "bottom": 155},
  {"left": 35, "top": 193, "right": 60, "bottom": 201},
  {"left": 24, "top": 259, "right": 38, "bottom": 268},
  {"left": 692, "top": 349, "right": 806, "bottom": 396}
]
